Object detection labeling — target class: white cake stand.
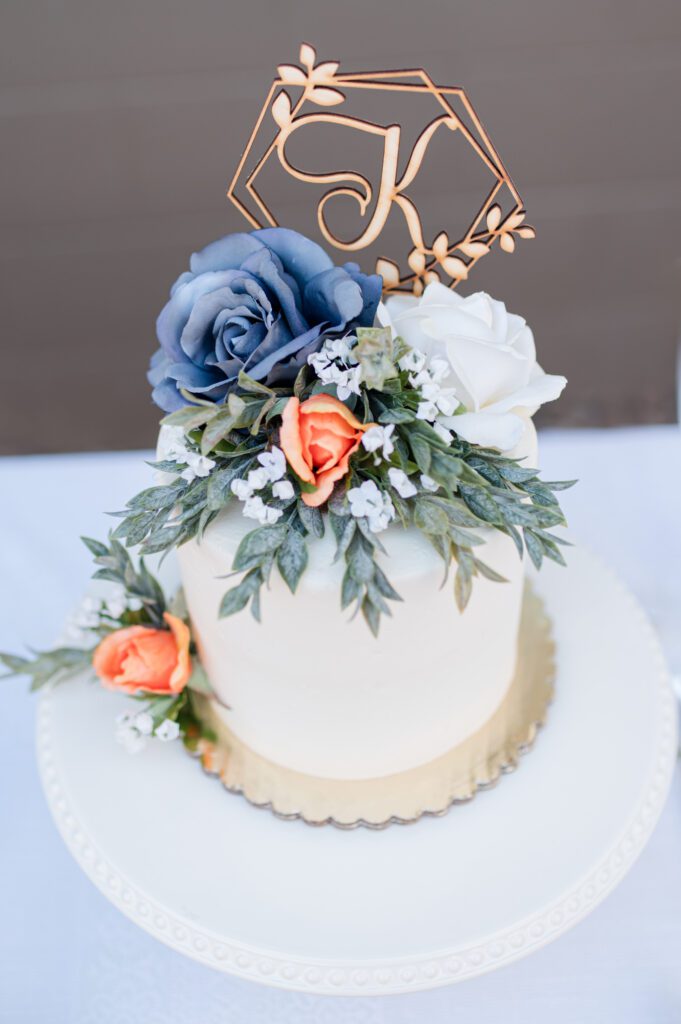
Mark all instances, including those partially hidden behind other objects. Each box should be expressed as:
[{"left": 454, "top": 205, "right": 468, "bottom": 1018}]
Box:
[{"left": 36, "top": 547, "right": 677, "bottom": 996}]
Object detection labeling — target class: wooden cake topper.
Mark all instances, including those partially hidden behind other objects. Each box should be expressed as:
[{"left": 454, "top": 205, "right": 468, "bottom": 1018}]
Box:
[{"left": 228, "top": 43, "right": 534, "bottom": 295}]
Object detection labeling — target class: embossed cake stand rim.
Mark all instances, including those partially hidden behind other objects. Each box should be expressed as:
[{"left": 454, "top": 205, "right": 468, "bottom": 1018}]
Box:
[{"left": 35, "top": 547, "right": 677, "bottom": 995}]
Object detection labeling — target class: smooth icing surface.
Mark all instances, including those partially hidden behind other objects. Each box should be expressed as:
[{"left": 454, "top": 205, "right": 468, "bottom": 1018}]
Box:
[{"left": 174, "top": 420, "right": 538, "bottom": 780}]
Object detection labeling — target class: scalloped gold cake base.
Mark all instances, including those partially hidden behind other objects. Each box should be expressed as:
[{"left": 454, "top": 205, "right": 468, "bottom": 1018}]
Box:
[{"left": 187, "top": 581, "right": 555, "bottom": 828}]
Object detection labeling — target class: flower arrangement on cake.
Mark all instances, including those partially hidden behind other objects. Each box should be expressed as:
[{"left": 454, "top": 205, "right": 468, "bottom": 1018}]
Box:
[{"left": 2, "top": 47, "right": 575, "bottom": 816}]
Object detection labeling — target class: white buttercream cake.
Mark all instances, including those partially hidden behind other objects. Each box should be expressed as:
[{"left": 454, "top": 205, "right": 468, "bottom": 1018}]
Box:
[{"left": 171, "top": 417, "right": 538, "bottom": 781}]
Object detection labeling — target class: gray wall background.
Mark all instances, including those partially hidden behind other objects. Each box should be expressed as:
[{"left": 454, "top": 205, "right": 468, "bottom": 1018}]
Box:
[{"left": 2, "top": 0, "right": 680, "bottom": 455}]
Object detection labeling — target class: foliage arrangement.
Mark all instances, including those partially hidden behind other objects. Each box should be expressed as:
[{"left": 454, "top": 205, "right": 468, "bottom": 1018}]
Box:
[
  {"left": 1, "top": 540, "right": 213, "bottom": 751},
  {"left": 113, "top": 324, "right": 573, "bottom": 636}
]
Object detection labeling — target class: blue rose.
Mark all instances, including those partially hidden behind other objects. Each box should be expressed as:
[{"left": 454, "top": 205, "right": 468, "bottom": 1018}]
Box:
[{"left": 148, "top": 228, "right": 382, "bottom": 411}]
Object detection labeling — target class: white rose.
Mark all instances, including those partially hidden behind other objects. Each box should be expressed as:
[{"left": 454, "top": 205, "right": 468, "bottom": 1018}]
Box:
[{"left": 378, "top": 283, "right": 567, "bottom": 451}]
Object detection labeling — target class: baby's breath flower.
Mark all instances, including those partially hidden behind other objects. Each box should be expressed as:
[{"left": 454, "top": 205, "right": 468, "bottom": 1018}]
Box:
[
  {"left": 388, "top": 467, "right": 417, "bottom": 499},
  {"left": 347, "top": 480, "right": 395, "bottom": 533},
  {"left": 247, "top": 467, "right": 270, "bottom": 491},
  {"left": 231, "top": 478, "right": 253, "bottom": 501},
  {"left": 272, "top": 479, "right": 295, "bottom": 500},
  {"left": 155, "top": 719, "right": 181, "bottom": 742},
  {"left": 243, "top": 495, "right": 283, "bottom": 526},
  {"left": 361, "top": 424, "right": 395, "bottom": 463},
  {"left": 420, "top": 474, "right": 439, "bottom": 493},
  {"left": 257, "top": 447, "right": 286, "bottom": 482}
]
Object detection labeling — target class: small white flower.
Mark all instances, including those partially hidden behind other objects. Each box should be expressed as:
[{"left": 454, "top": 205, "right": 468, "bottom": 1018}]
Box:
[
  {"left": 242, "top": 495, "right": 267, "bottom": 521},
  {"left": 368, "top": 501, "right": 395, "bottom": 533},
  {"left": 242, "top": 495, "right": 283, "bottom": 525},
  {"left": 399, "top": 348, "right": 427, "bottom": 374},
  {"left": 115, "top": 722, "right": 147, "bottom": 754},
  {"left": 388, "top": 467, "right": 417, "bottom": 499},
  {"left": 420, "top": 474, "right": 439, "bottom": 493},
  {"left": 180, "top": 452, "right": 216, "bottom": 483},
  {"left": 155, "top": 719, "right": 181, "bottom": 742},
  {"left": 247, "top": 467, "right": 270, "bottom": 491},
  {"left": 105, "top": 593, "right": 127, "bottom": 620},
  {"left": 433, "top": 421, "right": 454, "bottom": 444},
  {"left": 231, "top": 478, "right": 253, "bottom": 501},
  {"left": 347, "top": 480, "right": 395, "bottom": 533},
  {"left": 348, "top": 479, "right": 381, "bottom": 517},
  {"left": 163, "top": 426, "right": 190, "bottom": 461},
  {"left": 272, "top": 479, "right": 295, "bottom": 500},
  {"left": 429, "top": 357, "right": 450, "bottom": 383},
  {"left": 263, "top": 506, "right": 284, "bottom": 525},
  {"left": 327, "top": 335, "right": 356, "bottom": 363},
  {"left": 361, "top": 424, "right": 395, "bottom": 462},
  {"left": 416, "top": 400, "right": 439, "bottom": 421},
  {"left": 335, "top": 365, "right": 362, "bottom": 400},
  {"left": 257, "top": 447, "right": 286, "bottom": 482},
  {"left": 308, "top": 336, "right": 361, "bottom": 398},
  {"left": 133, "top": 711, "right": 154, "bottom": 736}
]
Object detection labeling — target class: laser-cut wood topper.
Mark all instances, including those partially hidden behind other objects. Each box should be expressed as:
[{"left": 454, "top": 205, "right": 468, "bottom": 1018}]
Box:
[{"left": 228, "top": 43, "right": 534, "bottom": 296}]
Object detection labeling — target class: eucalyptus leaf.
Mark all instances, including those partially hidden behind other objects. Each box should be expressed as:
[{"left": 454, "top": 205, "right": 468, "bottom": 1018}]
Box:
[
  {"left": 459, "top": 484, "right": 504, "bottom": 525},
  {"left": 218, "top": 568, "right": 262, "bottom": 617},
  {"left": 276, "top": 529, "right": 309, "bottom": 593},
  {"left": 297, "top": 500, "right": 325, "bottom": 538},
  {"left": 232, "top": 524, "right": 288, "bottom": 573},
  {"left": 414, "top": 498, "right": 449, "bottom": 535}
]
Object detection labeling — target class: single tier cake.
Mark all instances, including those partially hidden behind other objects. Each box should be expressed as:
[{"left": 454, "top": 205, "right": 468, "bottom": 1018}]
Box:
[{"left": 172, "top": 418, "right": 538, "bottom": 780}]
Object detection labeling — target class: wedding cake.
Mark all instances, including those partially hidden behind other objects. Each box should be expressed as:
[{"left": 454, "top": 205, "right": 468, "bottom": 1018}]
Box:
[{"left": 3, "top": 45, "right": 571, "bottom": 822}]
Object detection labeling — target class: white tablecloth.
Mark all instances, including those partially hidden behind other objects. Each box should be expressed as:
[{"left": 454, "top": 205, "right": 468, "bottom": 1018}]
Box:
[{"left": 1, "top": 426, "right": 680, "bottom": 1023}]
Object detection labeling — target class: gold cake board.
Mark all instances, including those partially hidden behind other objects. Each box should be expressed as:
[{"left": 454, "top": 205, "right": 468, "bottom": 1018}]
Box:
[{"left": 188, "top": 582, "right": 555, "bottom": 829}]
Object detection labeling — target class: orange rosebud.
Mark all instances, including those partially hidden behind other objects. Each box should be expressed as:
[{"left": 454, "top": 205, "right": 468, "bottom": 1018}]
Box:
[
  {"left": 280, "top": 394, "right": 371, "bottom": 507},
  {"left": 92, "top": 612, "right": 191, "bottom": 696}
]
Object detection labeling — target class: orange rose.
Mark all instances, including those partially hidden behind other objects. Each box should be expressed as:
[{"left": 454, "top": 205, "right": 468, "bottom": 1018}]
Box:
[
  {"left": 280, "top": 394, "right": 370, "bottom": 507},
  {"left": 92, "top": 612, "right": 191, "bottom": 695}
]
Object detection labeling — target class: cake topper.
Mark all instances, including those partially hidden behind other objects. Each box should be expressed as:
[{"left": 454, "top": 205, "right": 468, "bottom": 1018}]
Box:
[{"left": 228, "top": 43, "right": 535, "bottom": 295}]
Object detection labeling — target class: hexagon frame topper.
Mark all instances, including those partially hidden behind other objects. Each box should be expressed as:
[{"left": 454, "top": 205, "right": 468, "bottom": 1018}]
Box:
[{"left": 228, "top": 43, "right": 535, "bottom": 296}]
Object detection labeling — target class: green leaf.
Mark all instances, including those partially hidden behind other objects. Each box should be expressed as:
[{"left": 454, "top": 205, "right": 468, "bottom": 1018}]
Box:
[
  {"left": 232, "top": 524, "right": 288, "bottom": 572},
  {"left": 495, "top": 461, "right": 539, "bottom": 484},
  {"left": 237, "top": 371, "right": 275, "bottom": 396},
  {"left": 414, "top": 498, "right": 449, "bottom": 535},
  {"left": 373, "top": 565, "right": 402, "bottom": 602},
  {"left": 347, "top": 533, "right": 375, "bottom": 584},
  {"left": 1, "top": 646, "right": 94, "bottom": 691},
  {"left": 0, "top": 652, "right": 31, "bottom": 673},
  {"left": 459, "top": 484, "right": 504, "bottom": 525},
  {"left": 454, "top": 565, "right": 473, "bottom": 611},
  {"left": 464, "top": 456, "right": 505, "bottom": 487},
  {"left": 524, "top": 529, "right": 544, "bottom": 570},
  {"left": 543, "top": 479, "right": 578, "bottom": 492},
  {"left": 218, "top": 569, "right": 262, "bottom": 617},
  {"left": 361, "top": 596, "right": 381, "bottom": 637},
  {"left": 409, "top": 434, "right": 431, "bottom": 474},
  {"left": 293, "top": 364, "right": 308, "bottom": 399},
  {"left": 161, "top": 405, "right": 218, "bottom": 430},
  {"left": 503, "top": 523, "right": 524, "bottom": 559},
  {"left": 199, "top": 395, "right": 244, "bottom": 452},
  {"left": 329, "top": 512, "right": 356, "bottom": 563},
  {"left": 297, "top": 500, "right": 325, "bottom": 538},
  {"left": 276, "top": 529, "right": 309, "bottom": 593},
  {"left": 473, "top": 557, "right": 508, "bottom": 583},
  {"left": 126, "top": 481, "right": 186, "bottom": 513},
  {"left": 377, "top": 405, "right": 415, "bottom": 425},
  {"left": 429, "top": 450, "right": 463, "bottom": 491},
  {"left": 520, "top": 480, "right": 559, "bottom": 508},
  {"left": 341, "top": 570, "right": 361, "bottom": 610},
  {"left": 531, "top": 530, "right": 567, "bottom": 567},
  {"left": 186, "top": 660, "right": 215, "bottom": 697},
  {"left": 81, "top": 536, "right": 109, "bottom": 558},
  {"left": 206, "top": 459, "right": 251, "bottom": 512}
]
